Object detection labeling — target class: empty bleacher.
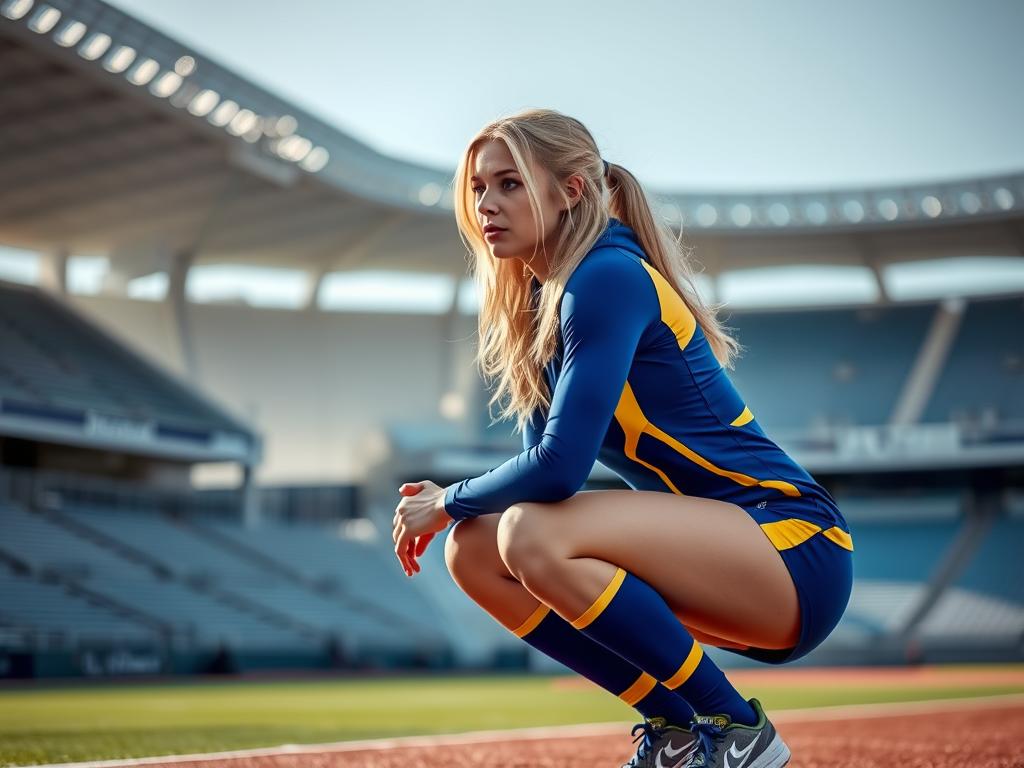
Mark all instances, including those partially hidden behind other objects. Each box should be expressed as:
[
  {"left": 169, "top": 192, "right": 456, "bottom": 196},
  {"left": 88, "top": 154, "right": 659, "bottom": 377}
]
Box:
[
  {"left": 728, "top": 303, "right": 937, "bottom": 431},
  {"left": 57, "top": 504, "right": 444, "bottom": 654},
  {"left": 0, "top": 567, "right": 160, "bottom": 647},
  {"left": 917, "top": 511, "right": 1024, "bottom": 643},
  {"left": 923, "top": 296, "right": 1024, "bottom": 424},
  {"left": 0, "top": 500, "right": 315, "bottom": 650},
  {"left": 833, "top": 492, "right": 964, "bottom": 637},
  {"left": 0, "top": 281, "right": 242, "bottom": 433}
]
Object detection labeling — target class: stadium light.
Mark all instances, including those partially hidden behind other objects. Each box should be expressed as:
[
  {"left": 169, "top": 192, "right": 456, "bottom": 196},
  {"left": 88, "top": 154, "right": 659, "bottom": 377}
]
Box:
[
  {"left": 695, "top": 203, "right": 718, "bottom": 227},
  {"left": 27, "top": 4, "right": 58, "bottom": 33},
  {"left": 804, "top": 201, "right": 828, "bottom": 225},
  {"left": 768, "top": 202, "right": 790, "bottom": 226},
  {"left": 842, "top": 200, "right": 865, "bottom": 223},
  {"left": 300, "top": 146, "right": 330, "bottom": 172},
  {"left": 78, "top": 32, "right": 110, "bottom": 60},
  {"left": 876, "top": 198, "right": 899, "bottom": 221},
  {"left": 730, "top": 203, "right": 752, "bottom": 227},
  {"left": 174, "top": 55, "right": 196, "bottom": 76},
  {"left": 275, "top": 115, "right": 298, "bottom": 136},
  {"left": 104, "top": 46, "right": 136, "bottom": 73},
  {"left": 276, "top": 135, "right": 312, "bottom": 162},
  {"left": 227, "top": 109, "right": 258, "bottom": 136},
  {"left": 960, "top": 191, "right": 981, "bottom": 214},
  {"left": 657, "top": 201, "right": 683, "bottom": 226},
  {"left": 150, "top": 71, "right": 182, "bottom": 98},
  {"left": 54, "top": 20, "right": 86, "bottom": 47},
  {"left": 418, "top": 182, "right": 442, "bottom": 206},
  {"left": 921, "top": 195, "right": 942, "bottom": 218},
  {"left": 1, "top": 0, "right": 34, "bottom": 21},
  {"left": 209, "top": 100, "right": 239, "bottom": 127},
  {"left": 993, "top": 187, "right": 1015, "bottom": 210},
  {"left": 127, "top": 58, "right": 159, "bottom": 86},
  {"left": 188, "top": 89, "right": 220, "bottom": 116}
]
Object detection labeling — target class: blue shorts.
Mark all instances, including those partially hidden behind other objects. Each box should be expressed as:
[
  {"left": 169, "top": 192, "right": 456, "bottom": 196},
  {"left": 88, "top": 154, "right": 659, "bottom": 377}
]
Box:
[{"left": 725, "top": 496, "right": 854, "bottom": 665}]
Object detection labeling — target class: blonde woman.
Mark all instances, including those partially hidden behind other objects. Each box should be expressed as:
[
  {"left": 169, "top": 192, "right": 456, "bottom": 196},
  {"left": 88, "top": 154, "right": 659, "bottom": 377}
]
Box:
[{"left": 393, "top": 109, "right": 853, "bottom": 768}]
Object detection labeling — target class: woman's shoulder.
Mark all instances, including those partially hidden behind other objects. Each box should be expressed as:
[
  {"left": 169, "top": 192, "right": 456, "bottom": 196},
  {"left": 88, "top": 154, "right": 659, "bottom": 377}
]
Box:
[
  {"left": 565, "top": 246, "right": 651, "bottom": 297},
  {"left": 561, "top": 241, "right": 659, "bottom": 330}
]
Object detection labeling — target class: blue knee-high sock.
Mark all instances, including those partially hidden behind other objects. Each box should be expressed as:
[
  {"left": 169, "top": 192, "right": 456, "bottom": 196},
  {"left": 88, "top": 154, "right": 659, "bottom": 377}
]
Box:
[
  {"left": 571, "top": 567, "right": 758, "bottom": 726},
  {"left": 513, "top": 602, "right": 696, "bottom": 726}
]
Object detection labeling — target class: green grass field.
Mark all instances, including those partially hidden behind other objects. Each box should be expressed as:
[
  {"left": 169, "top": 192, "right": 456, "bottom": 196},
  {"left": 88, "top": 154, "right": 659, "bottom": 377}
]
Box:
[{"left": 2, "top": 668, "right": 1023, "bottom": 766}]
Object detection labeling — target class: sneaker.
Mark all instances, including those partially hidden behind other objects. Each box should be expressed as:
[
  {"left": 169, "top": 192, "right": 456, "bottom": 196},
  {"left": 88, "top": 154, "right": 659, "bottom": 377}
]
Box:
[
  {"left": 621, "top": 715, "right": 700, "bottom": 768},
  {"left": 685, "top": 698, "right": 790, "bottom": 768}
]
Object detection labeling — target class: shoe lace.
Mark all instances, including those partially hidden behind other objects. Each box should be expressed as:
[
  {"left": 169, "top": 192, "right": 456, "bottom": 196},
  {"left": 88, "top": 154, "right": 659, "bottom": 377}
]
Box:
[
  {"left": 689, "top": 720, "right": 725, "bottom": 767},
  {"left": 624, "top": 720, "right": 662, "bottom": 766}
]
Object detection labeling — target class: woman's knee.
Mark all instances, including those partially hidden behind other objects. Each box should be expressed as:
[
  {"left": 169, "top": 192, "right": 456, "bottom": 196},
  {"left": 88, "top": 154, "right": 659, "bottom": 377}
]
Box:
[
  {"left": 443, "top": 514, "right": 499, "bottom": 583},
  {"left": 496, "top": 504, "right": 563, "bottom": 584}
]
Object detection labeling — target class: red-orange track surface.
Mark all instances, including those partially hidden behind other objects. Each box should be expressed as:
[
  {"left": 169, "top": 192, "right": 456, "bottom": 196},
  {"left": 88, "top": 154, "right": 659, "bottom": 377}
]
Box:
[{"left": 127, "top": 697, "right": 1024, "bottom": 768}]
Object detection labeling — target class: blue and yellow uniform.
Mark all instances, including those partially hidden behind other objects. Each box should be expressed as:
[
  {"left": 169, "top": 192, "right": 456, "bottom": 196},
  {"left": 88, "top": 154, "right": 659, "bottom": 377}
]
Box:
[{"left": 444, "top": 217, "right": 853, "bottom": 663}]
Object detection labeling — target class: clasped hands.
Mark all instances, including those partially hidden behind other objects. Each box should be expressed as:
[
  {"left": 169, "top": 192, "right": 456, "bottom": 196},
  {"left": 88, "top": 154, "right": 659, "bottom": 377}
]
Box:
[{"left": 392, "top": 480, "right": 454, "bottom": 577}]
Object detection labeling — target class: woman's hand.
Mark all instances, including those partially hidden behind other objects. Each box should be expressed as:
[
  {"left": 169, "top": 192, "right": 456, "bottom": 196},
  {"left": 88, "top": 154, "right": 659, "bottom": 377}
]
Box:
[{"left": 393, "top": 480, "right": 453, "bottom": 577}]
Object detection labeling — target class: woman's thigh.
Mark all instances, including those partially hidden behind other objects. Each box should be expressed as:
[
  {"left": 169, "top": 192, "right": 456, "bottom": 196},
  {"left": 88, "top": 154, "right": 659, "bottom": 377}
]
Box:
[
  {"left": 445, "top": 508, "right": 756, "bottom": 649},
  {"left": 520, "top": 489, "right": 801, "bottom": 651}
]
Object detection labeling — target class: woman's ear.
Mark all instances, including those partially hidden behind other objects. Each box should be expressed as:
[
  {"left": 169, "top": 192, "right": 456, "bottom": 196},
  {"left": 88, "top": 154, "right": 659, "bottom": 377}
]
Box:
[{"left": 564, "top": 173, "right": 585, "bottom": 210}]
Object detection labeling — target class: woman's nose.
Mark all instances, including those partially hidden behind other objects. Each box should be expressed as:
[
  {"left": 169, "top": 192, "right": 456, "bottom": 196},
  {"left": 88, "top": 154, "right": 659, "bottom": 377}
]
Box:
[{"left": 476, "top": 192, "right": 497, "bottom": 216}]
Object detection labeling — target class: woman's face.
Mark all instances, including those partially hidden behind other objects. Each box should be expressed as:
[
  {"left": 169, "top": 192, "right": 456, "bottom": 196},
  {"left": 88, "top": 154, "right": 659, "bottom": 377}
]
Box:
[{"left": 471, "top": 139, "right": 571, "bottom": 280}]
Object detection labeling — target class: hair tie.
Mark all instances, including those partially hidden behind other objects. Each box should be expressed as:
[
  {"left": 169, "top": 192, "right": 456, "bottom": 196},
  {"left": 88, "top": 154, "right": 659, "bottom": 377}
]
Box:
[{"left": 602, "top": 159, "right": 610, "bottom": 177}]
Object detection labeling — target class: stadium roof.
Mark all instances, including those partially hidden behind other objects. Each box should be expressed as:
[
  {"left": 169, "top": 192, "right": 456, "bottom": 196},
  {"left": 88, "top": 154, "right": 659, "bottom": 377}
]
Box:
[{"left": 1, "top": 0, "right": 1023, "bottom": 293}]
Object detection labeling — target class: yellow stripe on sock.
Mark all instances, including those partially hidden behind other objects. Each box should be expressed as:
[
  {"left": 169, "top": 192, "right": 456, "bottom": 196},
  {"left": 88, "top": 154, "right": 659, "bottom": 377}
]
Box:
[
  {"left": 662, "top": 639, "right": 704, "bottom": 690},
  {"left": 511, "top": 603, "right": 550, "bottom": 638},
  {"left": 571, "top": 567, "right": 627, "bottom": 629},
  {"left": 619, "top": 672, "right": 658, "bottom": 706}
]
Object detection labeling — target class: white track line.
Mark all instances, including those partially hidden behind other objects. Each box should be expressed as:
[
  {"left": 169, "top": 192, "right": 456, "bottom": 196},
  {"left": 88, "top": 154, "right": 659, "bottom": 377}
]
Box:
[{"left": 26, "top": 692, "right": 1024, "bottom": 768}]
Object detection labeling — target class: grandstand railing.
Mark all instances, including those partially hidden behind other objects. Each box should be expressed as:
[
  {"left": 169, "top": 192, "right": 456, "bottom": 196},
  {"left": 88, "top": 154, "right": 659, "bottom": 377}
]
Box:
[{"left": 774, "top": 420, "right": 1024, "bottom": 471}]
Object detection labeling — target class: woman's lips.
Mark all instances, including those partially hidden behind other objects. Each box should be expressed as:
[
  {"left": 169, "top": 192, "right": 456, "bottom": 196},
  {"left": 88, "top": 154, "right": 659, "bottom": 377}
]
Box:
[{"left": 485, "top": 229, "right": 505, "bottom": 240}]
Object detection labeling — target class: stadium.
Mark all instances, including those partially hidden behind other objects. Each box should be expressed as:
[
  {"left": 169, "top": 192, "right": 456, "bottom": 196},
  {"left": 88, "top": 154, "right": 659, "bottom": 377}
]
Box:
[{"left": 0, "top": 1, "right": 1021, "bottom": 766}]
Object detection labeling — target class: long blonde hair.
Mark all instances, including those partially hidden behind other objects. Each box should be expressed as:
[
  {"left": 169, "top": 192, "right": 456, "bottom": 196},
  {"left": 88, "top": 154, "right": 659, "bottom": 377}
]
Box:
[{"left": 452, "top": 108, "right": 741, "bottom": 436}]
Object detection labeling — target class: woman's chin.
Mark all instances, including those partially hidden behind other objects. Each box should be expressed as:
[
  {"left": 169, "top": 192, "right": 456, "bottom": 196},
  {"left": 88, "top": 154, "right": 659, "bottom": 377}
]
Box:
[{"left": 488, "top": 243, "right": 515, "bottom": 259}]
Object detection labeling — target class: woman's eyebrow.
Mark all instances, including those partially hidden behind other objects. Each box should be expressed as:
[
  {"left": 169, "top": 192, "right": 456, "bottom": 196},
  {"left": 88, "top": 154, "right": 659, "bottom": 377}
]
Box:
[{"left": 470, "top": 168, "right": 519, "bottom": 181}]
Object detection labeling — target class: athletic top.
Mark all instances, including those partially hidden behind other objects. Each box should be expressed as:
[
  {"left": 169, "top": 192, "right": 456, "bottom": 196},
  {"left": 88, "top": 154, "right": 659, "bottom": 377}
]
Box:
[{"left": 443, "top": 218, "right": 850, "bottom": 543}]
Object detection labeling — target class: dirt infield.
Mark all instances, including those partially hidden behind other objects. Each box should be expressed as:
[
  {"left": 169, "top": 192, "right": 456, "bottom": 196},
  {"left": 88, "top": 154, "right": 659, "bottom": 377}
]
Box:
[{"left": 64, "top": 695, "right": 1024, "bottom": 768}]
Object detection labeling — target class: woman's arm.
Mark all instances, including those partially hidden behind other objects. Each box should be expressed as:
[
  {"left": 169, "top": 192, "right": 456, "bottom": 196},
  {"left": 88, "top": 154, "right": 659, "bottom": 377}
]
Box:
[{"left": 443, "top": 252, "right": 656, "bottom": 521}]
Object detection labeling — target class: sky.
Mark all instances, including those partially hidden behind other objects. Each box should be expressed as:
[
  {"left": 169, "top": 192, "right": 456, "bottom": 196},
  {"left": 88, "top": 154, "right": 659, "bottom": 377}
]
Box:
[{"left": 105, "top": 0, "right": 1024, "bottom": 193}]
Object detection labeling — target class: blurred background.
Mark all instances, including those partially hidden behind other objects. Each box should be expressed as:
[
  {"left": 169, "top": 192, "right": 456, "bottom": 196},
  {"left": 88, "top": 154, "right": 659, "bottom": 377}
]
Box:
[{"left": 0, "top": 0, "right": 1021, "bottom": 690}]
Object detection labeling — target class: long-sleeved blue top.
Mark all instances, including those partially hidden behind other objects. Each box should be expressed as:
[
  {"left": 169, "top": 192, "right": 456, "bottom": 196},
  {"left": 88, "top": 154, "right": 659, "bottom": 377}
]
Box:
[{"left": 442, "top": 217, "right": 849, "bottom": 541}]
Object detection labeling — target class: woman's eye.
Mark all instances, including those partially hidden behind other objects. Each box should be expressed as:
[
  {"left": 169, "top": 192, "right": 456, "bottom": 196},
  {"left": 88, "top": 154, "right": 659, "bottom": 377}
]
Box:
[{"left": 472, "top": 179, "right": 518, "bottom": 195}]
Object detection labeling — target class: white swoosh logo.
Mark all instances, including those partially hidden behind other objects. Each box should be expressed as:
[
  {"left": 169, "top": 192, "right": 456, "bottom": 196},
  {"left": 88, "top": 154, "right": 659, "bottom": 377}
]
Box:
[
  {"left": 656, "top": 740, "right": 700, "bottom": 768},
  {"left": 663, "top": 742, "right": 692, "bottom": 759},
  {"left": 724, "top": 738, "right": 759, "bottom": 768}
]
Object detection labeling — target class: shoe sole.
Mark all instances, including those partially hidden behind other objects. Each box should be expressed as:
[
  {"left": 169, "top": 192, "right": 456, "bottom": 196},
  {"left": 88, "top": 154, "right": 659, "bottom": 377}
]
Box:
[{"left": 748, "top": 731, "right": 791, "bottom": 768}]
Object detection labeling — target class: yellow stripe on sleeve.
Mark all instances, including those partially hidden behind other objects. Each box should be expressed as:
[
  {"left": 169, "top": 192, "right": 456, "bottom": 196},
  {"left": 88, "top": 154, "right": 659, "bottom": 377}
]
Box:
[{"left": 730, "top": 406, "right": 754, "bottom": 427}]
